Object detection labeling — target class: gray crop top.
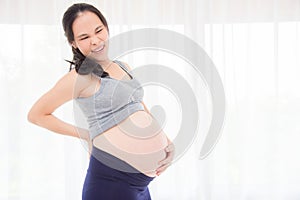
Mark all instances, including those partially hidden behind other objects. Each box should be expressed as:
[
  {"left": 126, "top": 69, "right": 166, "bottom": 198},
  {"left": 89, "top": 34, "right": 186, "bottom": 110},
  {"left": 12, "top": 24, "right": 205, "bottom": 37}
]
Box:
[{"left": 74, "top": 60, "right": 145, "bottom": 140}]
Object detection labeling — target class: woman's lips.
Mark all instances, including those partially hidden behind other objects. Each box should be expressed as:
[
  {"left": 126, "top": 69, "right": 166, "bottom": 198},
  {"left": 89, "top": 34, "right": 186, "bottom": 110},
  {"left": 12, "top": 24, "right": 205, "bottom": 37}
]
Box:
[{"left": 92, "top": 45, "right": 105, "bottom": 53}]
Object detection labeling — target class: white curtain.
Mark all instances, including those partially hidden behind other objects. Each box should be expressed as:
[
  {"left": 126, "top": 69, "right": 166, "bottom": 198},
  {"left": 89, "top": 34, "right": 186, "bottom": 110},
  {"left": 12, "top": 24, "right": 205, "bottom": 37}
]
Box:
[{"left": 1, "top": 0, "right": 300, "bottom": 199}]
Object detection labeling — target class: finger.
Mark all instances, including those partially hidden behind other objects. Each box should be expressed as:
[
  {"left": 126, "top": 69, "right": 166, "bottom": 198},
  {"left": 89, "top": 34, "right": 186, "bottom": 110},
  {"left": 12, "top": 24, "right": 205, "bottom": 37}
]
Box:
[
  {"left": 156, "top": 167, "right": 166, "bottom": 175},
  {"left": 167, "top": 150, "right": 175, "bottom": 158},
  {"left": 156, "top": 164, "right": 168, "bottom": 172},
  {"left": 156, "top": 163, "right": 171, "bottom": 174},
  {"left": 156, "top": 170, "right": 164, "bottom": 176},
  {"left": 165, "top": 143, "right": 175, "bottom": 152},
  {"left": 158, "top": 154, "right": 174, "bottom": 166},
  {"left": 157, "top": 160, "right": 172, "bottom": 170}
]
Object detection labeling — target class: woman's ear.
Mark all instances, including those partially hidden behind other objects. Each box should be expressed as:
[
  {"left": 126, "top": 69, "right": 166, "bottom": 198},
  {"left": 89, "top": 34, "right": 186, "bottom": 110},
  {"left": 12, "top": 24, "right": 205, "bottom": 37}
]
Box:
[{"left": 71, "top": 41, "right": 77, "bottom": 49}]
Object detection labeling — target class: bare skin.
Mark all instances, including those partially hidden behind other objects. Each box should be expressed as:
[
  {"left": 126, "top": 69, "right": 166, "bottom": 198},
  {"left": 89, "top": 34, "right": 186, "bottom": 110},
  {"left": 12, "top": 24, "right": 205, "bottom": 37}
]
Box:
[
  {"left": 27, "top": 10, "right": 174, "bottom": 178},
  {"left": 79, "top": 61, "right": 169, "bottom": 177}
]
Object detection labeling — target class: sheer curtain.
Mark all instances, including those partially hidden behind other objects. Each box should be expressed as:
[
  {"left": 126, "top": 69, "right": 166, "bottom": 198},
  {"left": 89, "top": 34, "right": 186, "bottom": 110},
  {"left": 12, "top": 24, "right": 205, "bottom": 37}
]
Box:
[{"left": 1, "top": 0, "right": 300, "bottom": 199}]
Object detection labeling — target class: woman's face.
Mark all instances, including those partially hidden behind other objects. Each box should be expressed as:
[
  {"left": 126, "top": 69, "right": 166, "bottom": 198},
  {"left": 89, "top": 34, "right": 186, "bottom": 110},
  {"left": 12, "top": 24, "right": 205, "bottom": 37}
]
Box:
[{"left": 72, "top": 11, "right": 109, "bottom": 62}]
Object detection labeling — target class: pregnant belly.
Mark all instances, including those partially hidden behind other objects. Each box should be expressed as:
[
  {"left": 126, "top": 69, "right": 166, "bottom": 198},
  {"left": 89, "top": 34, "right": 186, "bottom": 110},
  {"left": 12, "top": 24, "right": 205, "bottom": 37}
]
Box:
[{"left": 92, "top": 110, "right": 168, "bottom": 177}]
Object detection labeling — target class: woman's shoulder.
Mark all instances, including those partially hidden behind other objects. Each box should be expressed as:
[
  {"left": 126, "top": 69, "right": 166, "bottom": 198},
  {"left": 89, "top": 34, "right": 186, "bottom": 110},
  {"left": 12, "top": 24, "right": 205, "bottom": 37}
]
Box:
[
  {"left": 57, "top": 68, "right": 79, "bottom": 85},
  {"left": 117, "top": 60, "right": 132, "bottom": 71},
  {"left": 53, "top": 68, "right": 95, "bottom": 99},
  {"left": 64, "top": 68, "right": 95, "bottom": 83}
]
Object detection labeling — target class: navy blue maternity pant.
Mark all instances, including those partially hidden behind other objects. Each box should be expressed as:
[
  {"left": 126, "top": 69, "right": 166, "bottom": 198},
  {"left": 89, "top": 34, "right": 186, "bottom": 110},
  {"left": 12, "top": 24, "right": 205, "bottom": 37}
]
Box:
[{"left": 82, "top": 146, "right": 155, "bottom": 200}]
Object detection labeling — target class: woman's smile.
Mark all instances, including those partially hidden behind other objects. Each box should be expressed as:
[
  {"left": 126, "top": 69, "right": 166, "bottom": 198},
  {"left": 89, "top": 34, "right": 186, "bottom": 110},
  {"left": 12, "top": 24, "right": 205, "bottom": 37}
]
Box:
[{"left": 92, "top": 44, "right": 105, "bottom": 53}]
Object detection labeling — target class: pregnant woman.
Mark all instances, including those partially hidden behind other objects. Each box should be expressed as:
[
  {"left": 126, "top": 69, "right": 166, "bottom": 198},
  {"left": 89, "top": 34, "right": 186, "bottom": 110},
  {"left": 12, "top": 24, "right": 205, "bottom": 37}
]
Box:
[{"left": 27, "top": 3, "right": 174, "bottom": 200}]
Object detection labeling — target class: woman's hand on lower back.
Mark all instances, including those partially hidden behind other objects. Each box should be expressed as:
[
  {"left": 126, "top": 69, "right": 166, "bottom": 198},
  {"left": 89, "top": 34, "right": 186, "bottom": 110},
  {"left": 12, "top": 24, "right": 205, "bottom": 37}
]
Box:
[
  {"left": 87, "top": 138, "right": 93, "bottom": 158},
  {"left": 76, "top": 127, "right": 92, "bottom": 158}
]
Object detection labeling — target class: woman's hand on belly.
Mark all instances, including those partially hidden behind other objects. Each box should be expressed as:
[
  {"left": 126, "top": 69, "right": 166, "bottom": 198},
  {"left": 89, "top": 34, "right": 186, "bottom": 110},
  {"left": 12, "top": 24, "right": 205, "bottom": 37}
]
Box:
[
  {"left": 156, "top": 140, "right": 175, "bottom": 176},
  {"left": 92, "top": 111, "right": 169, "bottom": 175},
  {"left": 93, "top": 133, "right": 168, "bottom": 176}
]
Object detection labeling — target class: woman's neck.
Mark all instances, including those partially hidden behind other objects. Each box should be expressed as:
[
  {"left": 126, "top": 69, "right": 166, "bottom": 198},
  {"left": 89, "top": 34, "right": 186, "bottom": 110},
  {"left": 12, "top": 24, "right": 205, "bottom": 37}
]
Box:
[{"left": 97, "top": 59, "right": 113, "bottom": 71}]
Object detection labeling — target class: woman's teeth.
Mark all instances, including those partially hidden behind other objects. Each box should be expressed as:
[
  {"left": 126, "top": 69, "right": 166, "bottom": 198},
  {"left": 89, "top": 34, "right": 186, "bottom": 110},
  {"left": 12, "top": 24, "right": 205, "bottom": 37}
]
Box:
[{"left": 93, "top": 45, "right": 104, "bottom": 52}]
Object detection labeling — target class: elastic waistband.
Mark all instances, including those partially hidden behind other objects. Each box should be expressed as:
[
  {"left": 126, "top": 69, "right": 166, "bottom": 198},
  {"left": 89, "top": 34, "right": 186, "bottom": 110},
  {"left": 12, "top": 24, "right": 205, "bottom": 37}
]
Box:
[
  {"left": 91, "top": 145, "right": 141, "bottom": 173},
  {"left": 89, "top": 145, "right": 155, "bottom": 185}
]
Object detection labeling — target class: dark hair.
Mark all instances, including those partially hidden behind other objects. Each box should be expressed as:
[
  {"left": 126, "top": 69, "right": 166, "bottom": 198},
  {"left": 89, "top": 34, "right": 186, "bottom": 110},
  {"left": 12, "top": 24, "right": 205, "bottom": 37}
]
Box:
[{"left": 62, "top": 3, "right": 109, "bottom": 77}]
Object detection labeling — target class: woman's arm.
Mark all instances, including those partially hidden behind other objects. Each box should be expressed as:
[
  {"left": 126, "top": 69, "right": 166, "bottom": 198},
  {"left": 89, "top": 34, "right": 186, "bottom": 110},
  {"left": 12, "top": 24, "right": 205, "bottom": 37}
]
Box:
[{"left": 27, "top": 69, "right": 89, "bottom": 140}]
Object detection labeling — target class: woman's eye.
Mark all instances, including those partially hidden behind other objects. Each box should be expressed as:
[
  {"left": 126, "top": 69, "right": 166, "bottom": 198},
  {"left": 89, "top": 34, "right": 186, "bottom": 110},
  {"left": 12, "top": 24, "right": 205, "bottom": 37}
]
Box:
[
  {"left": 96, "top": 29, "right": 103, "bottom": 33},
  {"left": 80, "top": 37, "right": 88, "bottom": 40}
]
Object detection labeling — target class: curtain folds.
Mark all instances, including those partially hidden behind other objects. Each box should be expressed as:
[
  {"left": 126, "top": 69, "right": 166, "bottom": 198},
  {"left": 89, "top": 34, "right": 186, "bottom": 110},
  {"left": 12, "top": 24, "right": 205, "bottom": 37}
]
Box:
[{"left": 1, "top": 0, "right": 299, "bottom": 199}]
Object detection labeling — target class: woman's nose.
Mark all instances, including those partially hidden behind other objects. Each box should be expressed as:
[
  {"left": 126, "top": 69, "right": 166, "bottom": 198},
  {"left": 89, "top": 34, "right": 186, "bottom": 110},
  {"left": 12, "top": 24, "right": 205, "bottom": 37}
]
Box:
[{"left": 90, "top": 35, "right": 101, "bottom": 45}]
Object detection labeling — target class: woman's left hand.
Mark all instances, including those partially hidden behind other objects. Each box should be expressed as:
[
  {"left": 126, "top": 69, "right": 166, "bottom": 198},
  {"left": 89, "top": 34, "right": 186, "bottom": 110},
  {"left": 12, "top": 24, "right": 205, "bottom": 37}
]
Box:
[{"left": 156, "top": 141, "right": 175, "bottom": 176}]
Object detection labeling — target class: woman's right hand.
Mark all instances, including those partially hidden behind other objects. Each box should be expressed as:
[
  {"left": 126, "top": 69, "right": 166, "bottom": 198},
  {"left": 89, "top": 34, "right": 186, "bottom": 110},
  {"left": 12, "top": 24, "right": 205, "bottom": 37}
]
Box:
[
  {"left": 84, "top": 131, "right": 92, "bottom": 157},
  {"left": 87, "top": 137, "right": 93, "bottom": 158},
  {"left": 83, "top": 137, "right": 93, "bottom": 159},
  {"left": 27, "top": 69, "right": 88, "bottom": 139},
  {"left": 27, "top": 68, "right": 98, "bottom": 159},
  {"left": 77, "top": 127, "right": 93, "bottom": 158}
]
